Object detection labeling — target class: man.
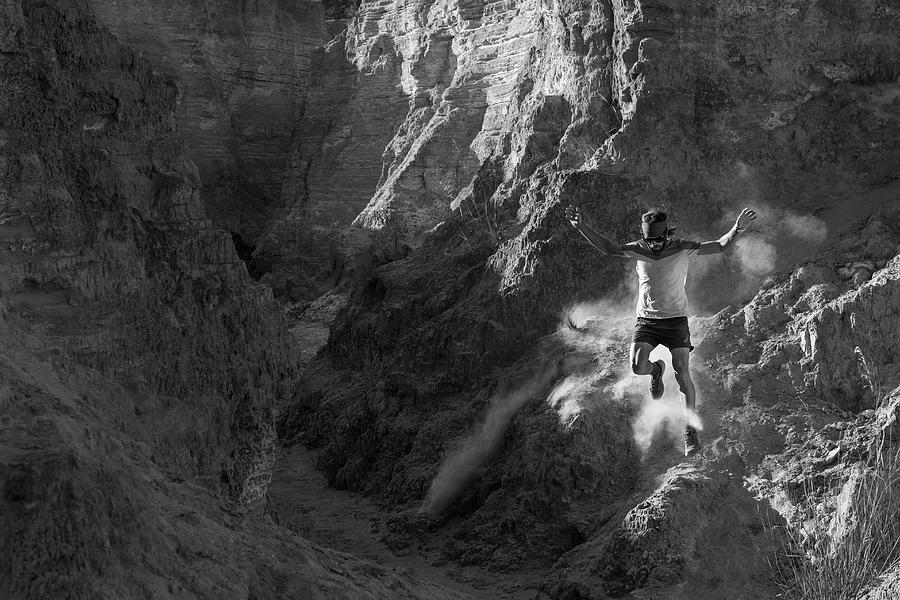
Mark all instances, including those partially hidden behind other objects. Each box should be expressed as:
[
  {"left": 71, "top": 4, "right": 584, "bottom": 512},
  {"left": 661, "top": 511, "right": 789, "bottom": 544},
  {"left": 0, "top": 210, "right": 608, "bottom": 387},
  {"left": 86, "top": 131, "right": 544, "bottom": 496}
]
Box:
[{"left": 565, "top": 205, "right": 757, "bottom": 456}]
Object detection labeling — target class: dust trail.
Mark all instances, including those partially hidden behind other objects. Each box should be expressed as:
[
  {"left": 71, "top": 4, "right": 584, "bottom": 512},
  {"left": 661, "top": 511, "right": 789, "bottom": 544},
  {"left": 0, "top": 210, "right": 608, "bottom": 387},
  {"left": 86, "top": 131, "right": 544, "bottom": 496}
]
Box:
[
  {"left": 565, "top": 299, "right": 628, "bottom": 329},
  {"left": 547, "top": 373, "right": 592, "bottom": 427},
  {"left": 784, "top": 213, "right": 828, "bottom": 244},
  {"left": 420, "top": 361, "right": 558, "bottom": 516}
]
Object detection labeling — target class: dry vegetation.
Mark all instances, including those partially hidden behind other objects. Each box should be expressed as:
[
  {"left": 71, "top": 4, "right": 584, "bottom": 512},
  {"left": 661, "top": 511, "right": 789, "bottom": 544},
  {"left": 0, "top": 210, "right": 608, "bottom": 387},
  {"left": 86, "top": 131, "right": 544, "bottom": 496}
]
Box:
[{"left": 775, "top": 352, "right": 900, "bottom": 599}]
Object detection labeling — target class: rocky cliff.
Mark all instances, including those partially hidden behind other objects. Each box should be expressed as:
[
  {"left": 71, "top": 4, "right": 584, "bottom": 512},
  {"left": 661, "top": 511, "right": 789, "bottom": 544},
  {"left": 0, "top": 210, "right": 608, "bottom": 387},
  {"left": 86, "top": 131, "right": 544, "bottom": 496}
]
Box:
[
  {"left": 281, "top": 0, "right": 900, "bottom": 598},
  {"left": 2, "top": 0, "right": 900, "bottom": 598}
]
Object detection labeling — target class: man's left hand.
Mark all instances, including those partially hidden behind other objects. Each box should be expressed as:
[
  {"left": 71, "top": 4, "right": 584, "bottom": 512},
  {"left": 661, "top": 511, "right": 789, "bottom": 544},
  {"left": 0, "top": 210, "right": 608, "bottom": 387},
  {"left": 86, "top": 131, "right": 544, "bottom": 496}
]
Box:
[{"left": 735, "top": 208, "right": 757, "bottom": 232}]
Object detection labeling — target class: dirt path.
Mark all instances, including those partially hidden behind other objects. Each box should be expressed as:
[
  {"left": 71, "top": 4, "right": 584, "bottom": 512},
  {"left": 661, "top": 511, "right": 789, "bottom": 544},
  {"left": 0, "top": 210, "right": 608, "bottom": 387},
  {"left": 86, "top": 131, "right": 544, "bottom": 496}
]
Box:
[{"left": 268, "top": 444, "right": 538, "bottom": 599}]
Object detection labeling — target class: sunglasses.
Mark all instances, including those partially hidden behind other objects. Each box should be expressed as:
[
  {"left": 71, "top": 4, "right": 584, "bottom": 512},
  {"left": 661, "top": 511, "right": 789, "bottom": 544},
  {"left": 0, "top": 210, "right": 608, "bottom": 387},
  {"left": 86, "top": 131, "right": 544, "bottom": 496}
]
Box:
[{"left": 644, "top": 235, "right": 668, "bottom": 244}]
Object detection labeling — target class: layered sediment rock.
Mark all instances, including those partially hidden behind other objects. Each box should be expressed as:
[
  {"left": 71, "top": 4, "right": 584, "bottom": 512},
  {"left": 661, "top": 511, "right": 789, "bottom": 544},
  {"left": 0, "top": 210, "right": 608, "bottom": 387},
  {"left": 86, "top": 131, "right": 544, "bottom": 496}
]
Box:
[{"left": 314, "top": 0, "right": 900, "bottom": 376}]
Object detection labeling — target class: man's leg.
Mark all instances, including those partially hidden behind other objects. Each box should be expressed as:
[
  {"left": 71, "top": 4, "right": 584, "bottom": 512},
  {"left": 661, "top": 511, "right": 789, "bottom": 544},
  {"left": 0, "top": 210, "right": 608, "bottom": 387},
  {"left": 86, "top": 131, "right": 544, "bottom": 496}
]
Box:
[
  {"left": 630, "top": 342, "right": 656, "bottom": 375},
  {"left": 671, "top": 347, "right": 700, "bottom": 456},
  {"left": 670, "top": 347, "right": 696, "bottom": 411},
  {"left": 631, "top": 341, "right": 665, "bottom": 399}
]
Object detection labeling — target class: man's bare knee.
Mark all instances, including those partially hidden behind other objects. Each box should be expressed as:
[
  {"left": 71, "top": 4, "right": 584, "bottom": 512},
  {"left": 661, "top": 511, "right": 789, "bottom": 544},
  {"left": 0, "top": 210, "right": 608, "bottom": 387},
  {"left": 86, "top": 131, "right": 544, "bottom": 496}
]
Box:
[
  {"left": 630, "top": 344, "right": 654, "bottom": 375},
  {"left": 632, "top": 356, "right": 654, "bottom": 375},
  {"left": 672, "top": 362, "right": 694, "bottom": 394}
]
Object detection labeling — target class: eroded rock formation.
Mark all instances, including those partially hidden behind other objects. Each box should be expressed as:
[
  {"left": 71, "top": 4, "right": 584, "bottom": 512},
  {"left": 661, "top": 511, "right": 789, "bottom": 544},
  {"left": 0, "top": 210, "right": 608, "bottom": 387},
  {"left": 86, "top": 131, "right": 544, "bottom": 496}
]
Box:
[{"left": 2, "top": 0, "right": 900, "bottom": 598}]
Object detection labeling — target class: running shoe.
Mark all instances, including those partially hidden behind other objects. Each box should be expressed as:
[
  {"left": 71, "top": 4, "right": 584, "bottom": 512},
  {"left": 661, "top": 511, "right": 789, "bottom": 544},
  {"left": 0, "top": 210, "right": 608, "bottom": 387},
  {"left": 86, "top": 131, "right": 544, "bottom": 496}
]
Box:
[
  {"left": 684, "top": 425, "right": 701, "bottom": 457},
  {"left": 649, "top": 360, "right": 665, "bottom": 399}
]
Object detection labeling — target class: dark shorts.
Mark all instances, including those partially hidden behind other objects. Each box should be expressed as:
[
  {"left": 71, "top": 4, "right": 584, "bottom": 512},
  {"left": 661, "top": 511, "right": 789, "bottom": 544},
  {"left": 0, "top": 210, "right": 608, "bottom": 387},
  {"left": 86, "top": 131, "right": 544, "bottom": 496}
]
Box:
[{"left": 632, "top": 316, "right": 693, "bottom": 351}]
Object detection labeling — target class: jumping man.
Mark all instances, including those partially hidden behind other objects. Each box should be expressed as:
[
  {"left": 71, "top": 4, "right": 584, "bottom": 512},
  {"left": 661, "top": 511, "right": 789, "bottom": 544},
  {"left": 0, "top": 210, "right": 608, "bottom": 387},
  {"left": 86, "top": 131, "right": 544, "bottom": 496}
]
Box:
[{"left": 565, "top": 206, "right": 758, "bottom": 456}]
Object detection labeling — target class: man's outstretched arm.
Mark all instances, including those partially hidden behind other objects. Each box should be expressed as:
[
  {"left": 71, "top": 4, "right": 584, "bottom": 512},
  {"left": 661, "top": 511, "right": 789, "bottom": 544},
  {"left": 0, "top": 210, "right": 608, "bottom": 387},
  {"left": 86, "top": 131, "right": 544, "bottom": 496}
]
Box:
[
  {"left": 565, "top": 205, "right": 625, "bottom": 256},
  {"left": 697, "top": 208, "right": 757, "bottom": 255}
]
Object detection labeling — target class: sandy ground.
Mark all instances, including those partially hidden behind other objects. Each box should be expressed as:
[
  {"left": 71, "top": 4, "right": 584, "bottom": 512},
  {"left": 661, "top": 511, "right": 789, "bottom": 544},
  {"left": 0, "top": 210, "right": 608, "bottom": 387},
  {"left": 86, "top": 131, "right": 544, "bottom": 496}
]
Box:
[{"left": 269, "top": 444, "right": 540, "bottom": 599}]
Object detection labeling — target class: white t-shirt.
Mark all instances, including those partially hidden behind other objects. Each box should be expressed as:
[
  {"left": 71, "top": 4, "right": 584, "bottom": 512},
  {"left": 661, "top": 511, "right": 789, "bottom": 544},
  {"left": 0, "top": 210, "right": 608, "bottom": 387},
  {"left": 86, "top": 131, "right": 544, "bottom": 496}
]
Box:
[{"left": 621, "top": 239, "right": 701, "bottom": 318}]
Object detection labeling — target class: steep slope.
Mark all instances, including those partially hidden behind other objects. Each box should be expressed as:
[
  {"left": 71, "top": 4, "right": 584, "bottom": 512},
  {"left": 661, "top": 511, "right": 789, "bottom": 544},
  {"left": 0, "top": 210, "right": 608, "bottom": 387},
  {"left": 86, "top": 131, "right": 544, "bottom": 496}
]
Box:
[
  {"left": 0, "top": 0, "right": 298, "bottom": 504},
  {"left": 278, "top": 0, "right": 900, "bottom": 598}
]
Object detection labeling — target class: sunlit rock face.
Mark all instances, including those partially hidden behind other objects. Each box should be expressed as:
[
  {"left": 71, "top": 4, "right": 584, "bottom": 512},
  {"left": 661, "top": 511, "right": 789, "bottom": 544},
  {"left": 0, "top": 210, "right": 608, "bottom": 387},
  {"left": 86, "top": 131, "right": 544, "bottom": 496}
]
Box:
[
  {"left": 306, "top": 0, "right": 900, "bottom": 365},
  {"left": 288, "top": 0, "right": 900, "bottom": 257},
  {"left": 284, "top": 0, "right": 900, "bottom": 597},
  {"left": 312, "top": 0, "right": 900, "bottom": 393},
  {"left": 83, "top": 0, "right": 327, "bottom": 245},
  {"left": 251, "top": 0, "right": 622, "bottom": 297}
]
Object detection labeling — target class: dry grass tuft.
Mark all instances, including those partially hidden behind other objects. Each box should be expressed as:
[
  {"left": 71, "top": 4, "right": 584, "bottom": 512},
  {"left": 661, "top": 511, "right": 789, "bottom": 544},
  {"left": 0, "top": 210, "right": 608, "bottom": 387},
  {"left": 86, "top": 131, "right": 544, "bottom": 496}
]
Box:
[
  {"left": 776, "top": 442, "right": 900, "bottom": 599},
  {"left": 774, "top": 349, "right": 900, "bottom": 599}
]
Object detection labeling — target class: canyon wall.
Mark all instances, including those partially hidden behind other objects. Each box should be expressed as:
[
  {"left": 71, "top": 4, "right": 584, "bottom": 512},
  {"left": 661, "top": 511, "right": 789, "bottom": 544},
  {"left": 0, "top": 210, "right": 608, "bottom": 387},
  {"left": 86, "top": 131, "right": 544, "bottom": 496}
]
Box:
[
  {"left": 0, "top": 2, "right": 457, "bottom": 597},
  {"left": 2, "top": 0, "right": 899, "bottom": 597},
  {"left": 291, "top": 0, "right": 900, "bottom": 376},
  {"left": 0, "top": 0, "right": 303, "bottom": 504}
]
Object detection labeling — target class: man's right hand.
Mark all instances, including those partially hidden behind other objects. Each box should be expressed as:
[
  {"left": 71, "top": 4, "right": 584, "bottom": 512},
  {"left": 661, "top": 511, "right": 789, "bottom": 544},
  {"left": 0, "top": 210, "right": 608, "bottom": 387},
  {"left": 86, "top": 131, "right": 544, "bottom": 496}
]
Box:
[{"left": 565, "top": 205, "right": 582, "bottom": 229}]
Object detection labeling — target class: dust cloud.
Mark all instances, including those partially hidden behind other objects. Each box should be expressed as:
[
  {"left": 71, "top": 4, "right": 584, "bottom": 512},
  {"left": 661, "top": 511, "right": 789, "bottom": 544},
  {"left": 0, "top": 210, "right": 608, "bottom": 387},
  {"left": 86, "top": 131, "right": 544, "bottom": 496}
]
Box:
[
  {"left": 420, "top": 361, "right": 559, "bottom": 516},
  {"left": 734, "top": 235, "right": 778, "bottom": 277},
  {"left": 784, "top": 213, "right": 828, "bottom": 244},
  {"left": 727, "top": 161, "right": 829, "bottom": 280},
  {"left": 610, "top": 346, "right": 704, "bottom": 456},
  {"left": 546, "top": 375, "right": 587, "bottom": 426},
  {"left": 559, "top": 302, "right": 704, "bottom": 457},
  {"left": 563, "top": 298, "right": 632, "bottom": 330},
  {"left": 730, "top": 208, "right": 827, "bottom": 281}
]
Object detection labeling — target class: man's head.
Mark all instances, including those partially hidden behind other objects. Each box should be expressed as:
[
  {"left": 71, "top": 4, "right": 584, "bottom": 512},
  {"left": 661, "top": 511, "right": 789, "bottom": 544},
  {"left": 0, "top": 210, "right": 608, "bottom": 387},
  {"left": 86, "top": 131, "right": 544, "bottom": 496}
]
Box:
[{"left": 641, "top": 210, "right": 673, "bottom": 253}]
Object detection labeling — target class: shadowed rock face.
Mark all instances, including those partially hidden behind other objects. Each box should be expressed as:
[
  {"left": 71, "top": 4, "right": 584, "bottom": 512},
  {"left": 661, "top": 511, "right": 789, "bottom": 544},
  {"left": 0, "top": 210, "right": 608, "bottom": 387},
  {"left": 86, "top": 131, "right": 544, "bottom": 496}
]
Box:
[
  {"left": 0, "top": 0, "right": 299, "bottom": 502},
  {"left": 0, "top": 1, "right": 470, "bottom": 597},
  {"left": 83, "top": 0, "right": 328, "bottom": 245}
]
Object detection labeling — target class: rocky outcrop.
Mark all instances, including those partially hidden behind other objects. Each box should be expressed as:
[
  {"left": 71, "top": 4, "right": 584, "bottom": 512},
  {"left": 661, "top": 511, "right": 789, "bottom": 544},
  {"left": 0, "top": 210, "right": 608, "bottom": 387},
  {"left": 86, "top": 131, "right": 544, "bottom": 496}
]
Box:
[
  {"left": 549, "top": 465, "right": 780, "bottom": 599},
  {"left": 699, "top": 202, "right": 900, "bottom": 415}
]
